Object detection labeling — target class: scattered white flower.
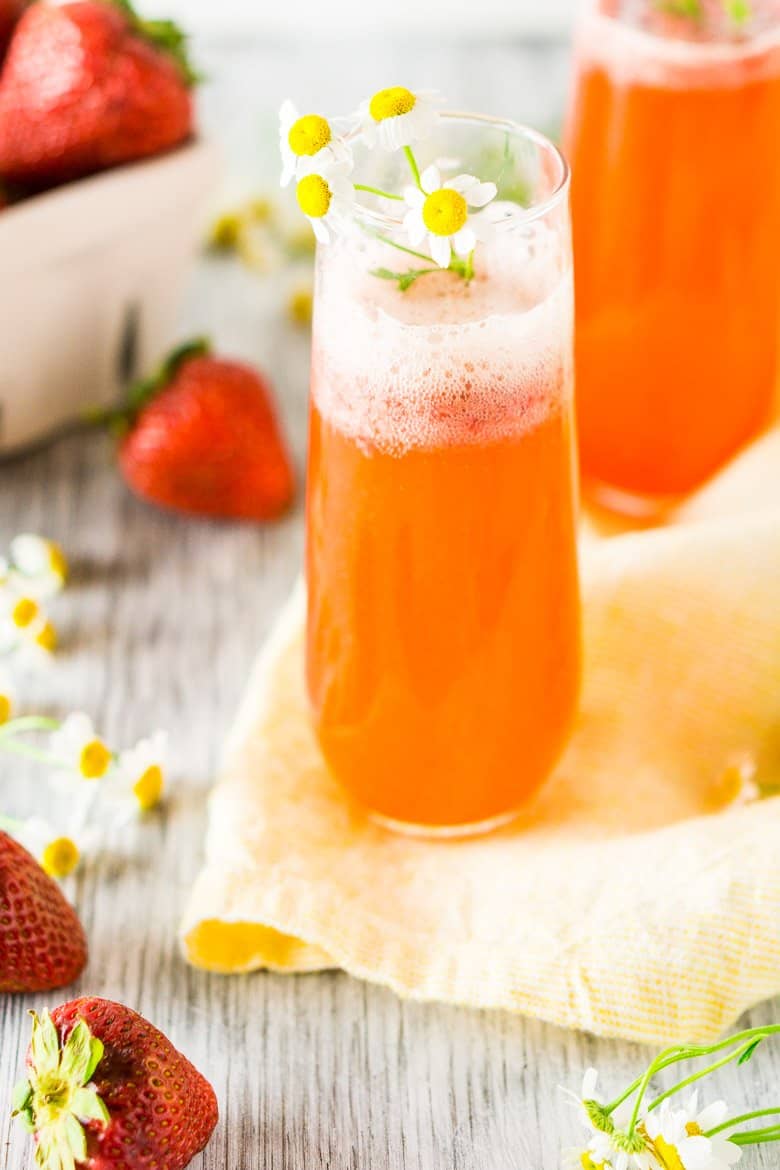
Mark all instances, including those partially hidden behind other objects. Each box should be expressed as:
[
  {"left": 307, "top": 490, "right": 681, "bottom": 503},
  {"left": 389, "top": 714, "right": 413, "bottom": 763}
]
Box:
[
  {"left": 295, "top": 160, "right": 355, "bottom": 244},
  {"left": 402, "top": 164, "right": 497, "bottom": 268},
  {"left": 0, "top": 668, "right": 15, "bottom": 724},
  {"left": 113, "top": 730, "right": 168, "bottom": 812},
  {"left": 8, "top": 534, "right": 67, "bottom": 597},
  {"left": 278, "top": 100, "right": 352, "bottom": 188},
  {"left": 7, "top": 816, "right": 83, "bottom": 879},
  {"left": 0, "top": 584, "right": 57, "bottom": 656},
  {"left": 358, "top": 86, "right": 442, "bottom": 151},
  {"left": 644, "top": 1093, "right": 741, "bottom": 1170},
  {"left": 50, "top": 712, "right": 113, "bottom": 782}
]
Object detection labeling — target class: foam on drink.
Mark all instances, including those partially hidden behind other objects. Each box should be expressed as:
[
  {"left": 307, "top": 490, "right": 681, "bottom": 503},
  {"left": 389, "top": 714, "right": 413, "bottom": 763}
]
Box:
[
  {"left": 311, "top": 213, "right": 574, "bottom": 457},
  {"left": 575, "top": 0, "right": 780, "bottom": 89}
]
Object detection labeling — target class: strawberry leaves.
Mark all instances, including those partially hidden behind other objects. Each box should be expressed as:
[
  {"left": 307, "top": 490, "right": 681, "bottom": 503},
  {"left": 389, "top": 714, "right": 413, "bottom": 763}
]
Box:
[
  {"left": 109, "top": 0, "right": 200, "bottom": 84},
  {"left": 13, "top": 1011, "right": 110, "bottom": 1169}
]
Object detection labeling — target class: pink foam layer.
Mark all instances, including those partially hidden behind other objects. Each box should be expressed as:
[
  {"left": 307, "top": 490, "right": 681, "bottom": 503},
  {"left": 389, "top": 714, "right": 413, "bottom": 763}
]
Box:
[
  {"left": 311, "top": 224, "right": 574, "bottom": 456},
  {"left": 575, "top": 0, "right": 780, "bottom": 88}
]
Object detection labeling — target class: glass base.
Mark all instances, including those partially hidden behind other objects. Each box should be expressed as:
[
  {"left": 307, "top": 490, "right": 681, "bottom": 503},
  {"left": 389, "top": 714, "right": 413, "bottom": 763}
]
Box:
[
  {"left": 585, "top": 478, "right": 683, "bottom": 522},
  {"left": 369, "top": 807, "right": 520, "bottom": 840}
]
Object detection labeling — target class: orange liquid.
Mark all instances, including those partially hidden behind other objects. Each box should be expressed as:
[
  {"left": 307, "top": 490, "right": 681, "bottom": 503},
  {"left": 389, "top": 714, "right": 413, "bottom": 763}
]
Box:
[
  {"left": 566, "top": 20, "right": 780, "bottom": 501},
  {"left": 305, "top": 383, "right": 581, "bottom": 829}
]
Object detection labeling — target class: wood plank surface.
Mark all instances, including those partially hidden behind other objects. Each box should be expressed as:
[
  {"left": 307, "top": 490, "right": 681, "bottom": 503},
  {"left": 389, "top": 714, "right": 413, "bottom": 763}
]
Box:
[{"left": 1, "top": 32, "right": 778, "bottom": 1170}]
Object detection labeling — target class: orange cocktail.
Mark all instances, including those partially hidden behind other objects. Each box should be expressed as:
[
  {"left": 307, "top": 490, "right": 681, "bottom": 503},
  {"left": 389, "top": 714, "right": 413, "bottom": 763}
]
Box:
[
  {"left": 565, "top": 0, "right": 780, "bottom": 509},
  {"left": 306, "top": 116, "right": 580, "bottom": 833}
]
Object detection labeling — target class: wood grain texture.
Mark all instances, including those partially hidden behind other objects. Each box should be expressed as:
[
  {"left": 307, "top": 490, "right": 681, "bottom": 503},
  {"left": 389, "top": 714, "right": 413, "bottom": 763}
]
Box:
[{"left": 1, "top": 33, "right": 779, "bottom": 1170}]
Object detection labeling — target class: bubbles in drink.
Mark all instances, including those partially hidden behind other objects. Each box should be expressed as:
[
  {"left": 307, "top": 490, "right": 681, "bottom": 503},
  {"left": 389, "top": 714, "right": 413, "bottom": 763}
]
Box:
[{"left": 312, "top": 214, "right": 574, "bottom": 456}]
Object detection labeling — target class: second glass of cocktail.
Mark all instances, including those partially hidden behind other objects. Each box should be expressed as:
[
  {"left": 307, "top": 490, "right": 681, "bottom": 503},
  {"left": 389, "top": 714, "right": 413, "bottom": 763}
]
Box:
[{"left": 291, "top": 98, "right": 580, "bottom": 834}]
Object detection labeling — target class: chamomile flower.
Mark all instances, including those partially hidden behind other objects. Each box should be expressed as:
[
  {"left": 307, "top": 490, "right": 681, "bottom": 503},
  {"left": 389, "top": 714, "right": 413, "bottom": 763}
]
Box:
[
  {"left": 0, "top": 584, "right": 57, "bottom": 656},
  {"left": 295, "top": 161, "right": 355, "bottom": 244},
  {"left": 644, "top": 1094, "right": 741, "bottom": 1169},
  {"left": 0, "top": 668, "right": 15, "bottom": 724},
  {"left": 279, "top": 100, "right": 352, "bottom": 188},
  {"left": 359, "top": 86, "right": 442, "bottom": 151},
  {"left": 8, "top": 816, "right": 83, "bottom": 879},
  {"left": 562, "top": 1151, "right": 613, "bottom": 1170},
  {"left": 402, "top": 165, "right": 497, "bottom": 268},
  {"left": 113, "top": 730, "right": 168, "bottom": 813},
  {"left": 50, "top": 712, "right": 113, "bottom": 782},
  {"left": 9, "top": 534, "right": 68, "bottom": 597}
]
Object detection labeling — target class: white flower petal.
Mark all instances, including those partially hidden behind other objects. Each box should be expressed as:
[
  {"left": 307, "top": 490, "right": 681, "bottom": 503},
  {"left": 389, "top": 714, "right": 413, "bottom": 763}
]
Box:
[
  {"left": 420, "top": 165, "right": 441, "bottom": 194},
  {"left": 452, "top": 227, "right": 476, "bottom": 258},
  {"left": 279, "top": 98, "right": 297, "bottom": 126},
  {"left": 403, "top": 209, "right": 427, "bottom": 246},
  {"left": 403, "top": 186, "right": 425, "bottom": 209},
  {"left": 467, "top": 180, "right": 498, "bottom": 208},
  {"left": 429, "top": 234, "right": 452, "bottom": 269},
  {"left": 696, "top": 1101, "right": 728, "bottom": 1131},
  {"left": 582, "top": 1068, "right": 599, "bottom": 1098},
  {"left": 446, "top": 173, "right": 479, "bottom": 195},
  {"left": 310, "top": 217, "right": 330, "bottom": 244},
  {"left": 682, "top": 1135, "right": 716, "bottom": 1170}
]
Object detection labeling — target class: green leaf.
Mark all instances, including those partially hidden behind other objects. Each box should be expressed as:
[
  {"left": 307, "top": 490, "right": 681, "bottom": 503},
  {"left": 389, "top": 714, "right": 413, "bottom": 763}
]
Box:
[
  {"left": 108, "top": 0, "right": 201, "bottom": 85},
  {"left": 85, "top": 1037, "right": 104, "bottom": 1083},
  {"left": 64, "top": 1115, "right": 87, "bottom": 1163},
  {"left": 369, "top": 266, "right": 438, "bottom": 292},
  {"left": 738, "top": 1039, "right": 763, "bottom": 1064},
  {"left": 724, "top": 0, "right": 751, "bottom": 24},
  {"left": 11, "top": 1079, "right": 32, "bottom": 1115},
  {"left": 29, "top": 1012, "right": 61, "bottom": 1078},
  {"left": 71, "top": 1088, "right": 110, "bottom": 1125},
  {"left": 60, "top": 1021, "right": 93, "bottom": 1085}
]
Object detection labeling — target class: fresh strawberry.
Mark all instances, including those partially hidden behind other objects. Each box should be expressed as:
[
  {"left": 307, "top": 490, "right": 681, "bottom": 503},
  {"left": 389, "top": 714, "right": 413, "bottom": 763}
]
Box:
[
  {"left": 13, "top": 999, "right": 218, "bottom": 1170},
  {"left": 0, "top": 831, "right": 87, "bottom": 992},
  {"left": 108, "top": 339, "right": 295, "bottom": 520},
  {"left": 0, "top": 0, "right": 195, "bottom": 187},
  {"left": 0, "top": 0, "right": 25, "bottom": 60}
]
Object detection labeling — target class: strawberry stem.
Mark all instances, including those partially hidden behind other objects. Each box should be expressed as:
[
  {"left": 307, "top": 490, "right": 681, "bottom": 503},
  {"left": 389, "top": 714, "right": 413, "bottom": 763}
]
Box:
[
  {"left": 109, "top": 0, "right": 201, "bottom": 85},
  {"left": 89, "top": 337, "right": 211, "bottom": 434}
]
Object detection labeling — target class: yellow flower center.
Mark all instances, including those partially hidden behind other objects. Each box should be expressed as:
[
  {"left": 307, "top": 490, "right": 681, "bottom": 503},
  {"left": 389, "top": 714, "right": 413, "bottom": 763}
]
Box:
[
  {"left": 41, "top": 837, "right": 80, "bottom": 879},
  {"left": 369, "top": 86, "right": 416, "bottom": 121},
  {"left": 35, "top": 620, "right": 57, "bottom": 652},
  {"left": 12, "top": 597, "right": 39, "bottom": 628},
  {"left": 0, "top": 693, "right": 11, "bottom": 725},
  {"left": 47, "top": 542, "right": 67, "bottom": 583},
  {"left": 580, "top": 1155, "right": 608, "bottom": 1170},
  {"left": 422, "top": 188, "right": 468, "bottom": 237},
  {"left": 652, "top": 1135, "right": 686, "bottom": 1170},
  {"left": 133, "top": 764, "right": 164, "bottom": 811},
  {"left": 79, "top": 739, "right": 112, "bottom": 780},
  {"left": 288, "top": 114, "right": 332, "bottom": 157},
  {"left": 296, "top": 174, "right": 332, "bottom": 219}
]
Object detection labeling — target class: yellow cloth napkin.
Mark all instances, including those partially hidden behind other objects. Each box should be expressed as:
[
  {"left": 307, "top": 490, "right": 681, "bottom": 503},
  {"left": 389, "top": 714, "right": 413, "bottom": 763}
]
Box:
[{"left": 181, "top": 428, "right": 780, "bottom": 1045}]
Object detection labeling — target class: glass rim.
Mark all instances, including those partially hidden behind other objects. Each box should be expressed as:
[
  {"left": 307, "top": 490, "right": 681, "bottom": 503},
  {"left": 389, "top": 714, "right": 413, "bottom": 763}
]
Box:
[
  {"left": 346, "top": 110, "right": 570, "bottom": 233},
  {"left": 577, "top": 0, "right": 780, "bottom": 58}
]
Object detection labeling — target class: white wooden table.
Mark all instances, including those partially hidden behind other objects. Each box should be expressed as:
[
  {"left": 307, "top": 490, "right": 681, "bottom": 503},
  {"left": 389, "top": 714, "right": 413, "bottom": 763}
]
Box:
[{"left": 1, "top": 33, "right": 778, "bottom": 1170}]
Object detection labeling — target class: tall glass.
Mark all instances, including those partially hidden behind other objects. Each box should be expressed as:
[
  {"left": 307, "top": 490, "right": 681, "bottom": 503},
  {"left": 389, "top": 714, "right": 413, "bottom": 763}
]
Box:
[
  {"left": 565, "top": 0, "right": 780, "bottom": 512},
  {"left": 305, "top": 115, "right": 580, "bottom": 834}
]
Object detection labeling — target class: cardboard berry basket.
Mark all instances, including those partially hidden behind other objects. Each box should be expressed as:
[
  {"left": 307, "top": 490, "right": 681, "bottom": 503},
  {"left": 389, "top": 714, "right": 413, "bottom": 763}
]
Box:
[{"left": 0, "top": 139, "right": 217, "bottom": 454}]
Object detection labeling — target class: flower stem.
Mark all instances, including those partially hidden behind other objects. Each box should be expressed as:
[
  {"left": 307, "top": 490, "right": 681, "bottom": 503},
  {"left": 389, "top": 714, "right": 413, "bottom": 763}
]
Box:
[
  {"left": 607, "top": 1026, "right": 780, "bottom": 1119},
  {"left": 707, "top": 1108, "right": 780, "bottom": 1138},
  {"left": 403, "top": 146, "right": 422, "bottom": 190},
  {"left": 0, "top": 715, "right": 60, "bottom": 738},
  {"left": 354, "top": 183, "right": 404, "bottom": 202},
  {"left": 0, "top": 738, "right": 65, "bottom": 768},
  {"left": 730, "top": 1125, "right": 780, "bottom": 1146},
  {"left": 646, "top": 1040, "right": 759, "bottom": 1116},
  {"left": 375, "top": 234, "right": 437, "bottom": 264}
]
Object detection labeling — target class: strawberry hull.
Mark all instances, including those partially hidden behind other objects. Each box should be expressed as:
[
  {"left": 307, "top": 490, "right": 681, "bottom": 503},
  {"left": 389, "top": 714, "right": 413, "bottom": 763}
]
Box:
[{"left": 0, "top": 140, "right": 217, "bottom": 453}]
